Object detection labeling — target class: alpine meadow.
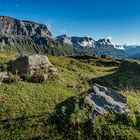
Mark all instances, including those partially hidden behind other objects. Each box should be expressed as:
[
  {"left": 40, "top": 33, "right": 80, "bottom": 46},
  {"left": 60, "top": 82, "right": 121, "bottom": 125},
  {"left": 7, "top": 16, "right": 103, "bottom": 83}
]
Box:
[{"left": 0, "top": 0, "right": 140, "bottom": 139}]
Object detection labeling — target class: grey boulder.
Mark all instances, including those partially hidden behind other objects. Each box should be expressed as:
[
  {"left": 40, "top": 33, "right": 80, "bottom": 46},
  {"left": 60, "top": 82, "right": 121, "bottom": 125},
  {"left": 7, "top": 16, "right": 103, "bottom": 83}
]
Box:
[
  {"left": 9, "top": 54, "right": 57, "bottom": 82},
  {"left": 85, "top": 84, "right": 130, "bottom": 115}
]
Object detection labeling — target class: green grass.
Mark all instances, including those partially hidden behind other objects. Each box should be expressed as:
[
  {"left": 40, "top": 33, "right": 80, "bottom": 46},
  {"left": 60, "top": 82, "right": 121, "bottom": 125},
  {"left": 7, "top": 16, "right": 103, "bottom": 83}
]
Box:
[
  {"left": 90, "top": 60, "right": 140, "bottom": 90},
  {"left": 48, "top": 55, "right": 116, "bottom": 90},
  {"left": 0, "top": 80, "right": 77, "bottom": 139},
  {"left": 0, "top": 51, "right": 140, "bottom": 139},
  {"left": 124, "top": 90, "right": 140, "bottom": 126},
  {"left": 0, "top": 51, "right": 19, "bottom": 64}
]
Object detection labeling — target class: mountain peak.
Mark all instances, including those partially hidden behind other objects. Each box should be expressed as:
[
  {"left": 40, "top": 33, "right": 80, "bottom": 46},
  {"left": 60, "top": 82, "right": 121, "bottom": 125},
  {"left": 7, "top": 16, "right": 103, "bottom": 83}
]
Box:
[
  {"left": 97, "top": 38, "right": 112, "bottom": 45},
  {"left": 55, "top": 35, "right": 96, "bottom": 48}
]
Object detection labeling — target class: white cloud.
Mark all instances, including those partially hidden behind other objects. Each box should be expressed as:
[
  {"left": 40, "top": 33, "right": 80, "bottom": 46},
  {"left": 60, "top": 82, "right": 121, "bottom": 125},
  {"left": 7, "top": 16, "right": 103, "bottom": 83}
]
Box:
[{"left": 45, "top": 20, "right": 52, "bottom": 30}]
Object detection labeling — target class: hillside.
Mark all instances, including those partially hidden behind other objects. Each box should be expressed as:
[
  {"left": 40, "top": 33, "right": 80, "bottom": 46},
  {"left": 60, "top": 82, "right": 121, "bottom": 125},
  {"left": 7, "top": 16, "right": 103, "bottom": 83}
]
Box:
[
  {"left": 124, "top": 45, "right": 140, "bottom": 56},
  {"left": 0, "top": 51, "right": 140, "bottom": 139},
  {"left": 127, "top": 52, "right": 140, "bottom": 60}
]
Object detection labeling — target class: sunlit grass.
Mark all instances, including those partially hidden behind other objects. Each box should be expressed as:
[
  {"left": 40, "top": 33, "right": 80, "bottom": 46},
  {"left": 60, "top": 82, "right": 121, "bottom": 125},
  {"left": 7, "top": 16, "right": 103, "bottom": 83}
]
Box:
[{"left": 0, "top": 51, "right": 140, "bottom": 139}]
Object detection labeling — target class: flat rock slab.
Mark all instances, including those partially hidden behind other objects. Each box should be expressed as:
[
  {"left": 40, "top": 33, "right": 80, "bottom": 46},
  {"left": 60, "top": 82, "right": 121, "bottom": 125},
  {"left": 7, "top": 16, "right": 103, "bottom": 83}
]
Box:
[{"left": 85, "top": 84, "right": 130, "bottom": 115}]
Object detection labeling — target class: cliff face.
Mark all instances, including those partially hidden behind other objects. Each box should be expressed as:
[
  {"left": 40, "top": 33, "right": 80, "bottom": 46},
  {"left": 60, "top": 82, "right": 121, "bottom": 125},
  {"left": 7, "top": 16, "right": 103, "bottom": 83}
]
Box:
[
  {"left": 0, "top": 16, "right": 68, "bottom": 55},
  {"left": 0, "top": 16, "right": 54, "bottom": 47},
  {"left": 0, "top": 16, "right": 51, "bottom": 37}
]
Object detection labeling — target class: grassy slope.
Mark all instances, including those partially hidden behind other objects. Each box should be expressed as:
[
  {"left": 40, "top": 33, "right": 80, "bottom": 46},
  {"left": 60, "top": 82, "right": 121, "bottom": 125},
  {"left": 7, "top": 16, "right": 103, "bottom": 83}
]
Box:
[{"left": 0, "top": 51, "right": 140, "bottom": 139}]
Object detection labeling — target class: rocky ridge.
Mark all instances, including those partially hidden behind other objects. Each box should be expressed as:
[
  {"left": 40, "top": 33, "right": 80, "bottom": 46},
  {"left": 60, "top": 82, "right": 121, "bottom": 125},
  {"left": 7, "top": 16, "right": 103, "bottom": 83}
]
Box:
[{"left": 55, "top": 35, "right": 127, "bottom": 58}]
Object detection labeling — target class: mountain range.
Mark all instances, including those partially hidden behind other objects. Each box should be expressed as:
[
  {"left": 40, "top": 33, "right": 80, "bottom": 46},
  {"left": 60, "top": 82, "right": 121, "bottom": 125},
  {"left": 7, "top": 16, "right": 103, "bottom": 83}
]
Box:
[
  {"left": 0, "top": 16, "right": 140, "bottom": 59},
  {"left": 55, "top": 35, "right": 127, "bottom": 58}
]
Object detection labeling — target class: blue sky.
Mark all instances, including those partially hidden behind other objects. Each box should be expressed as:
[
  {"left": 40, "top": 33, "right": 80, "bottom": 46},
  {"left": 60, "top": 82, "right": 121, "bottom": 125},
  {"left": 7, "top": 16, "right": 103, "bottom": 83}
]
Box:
[{"left": 0, "top": 0, "right": 140, "bottom": 44}]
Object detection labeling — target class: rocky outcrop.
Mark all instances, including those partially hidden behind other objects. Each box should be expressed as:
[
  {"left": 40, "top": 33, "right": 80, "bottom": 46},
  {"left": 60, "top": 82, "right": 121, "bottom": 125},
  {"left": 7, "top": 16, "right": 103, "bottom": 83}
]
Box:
[
  {"left": 9, "top": 54, "right": 57, "bottom": 82},
  {"left": 0, "top": 16, "right": 51, "bottom": 37},
  {"left": 0, "top": 16, "right": 52, "bottom": 46},
  {"left": 85, "top": 84, "right": 130, "bottom": 115}
]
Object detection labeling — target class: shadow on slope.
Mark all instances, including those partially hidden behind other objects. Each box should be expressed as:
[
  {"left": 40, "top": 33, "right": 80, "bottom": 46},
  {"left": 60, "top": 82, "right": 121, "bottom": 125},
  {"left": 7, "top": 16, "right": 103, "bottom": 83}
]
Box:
[
  {"left": 88, "top": 60, "right": 140, "bottom": 91},
  {"left": 0, "top": 112, "right": 51, "bottom": 139},
  {"left": 1, "top": 94, "right": 140, "bottom": 139},
  {"left": 49, "top": 96, "right": 76, "bottom": 130}
]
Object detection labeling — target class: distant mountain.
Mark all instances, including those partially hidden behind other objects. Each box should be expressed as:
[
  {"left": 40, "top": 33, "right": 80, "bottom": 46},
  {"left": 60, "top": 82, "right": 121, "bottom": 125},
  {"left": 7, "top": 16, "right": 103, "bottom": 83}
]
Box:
[
  {"left": 115, "top": 44, "right": 140, "bottom": 60},
  {"left": 116, "top": 44, "right": 140, "bottom": 54},
  {"left": 55, "top": 35, "right": 127, "bottom": 58},
  {"left": 0, "top": 16, "right": 74, "bottom": 55},
  {"left": 127, "top": 52, "right": 140, "bottom": 60},
  {"left": 124, "top": 45, "right": 140, "bottom": 55},
  {"left": 55, "top": 35, "right": 96, "bottom": 48}
]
